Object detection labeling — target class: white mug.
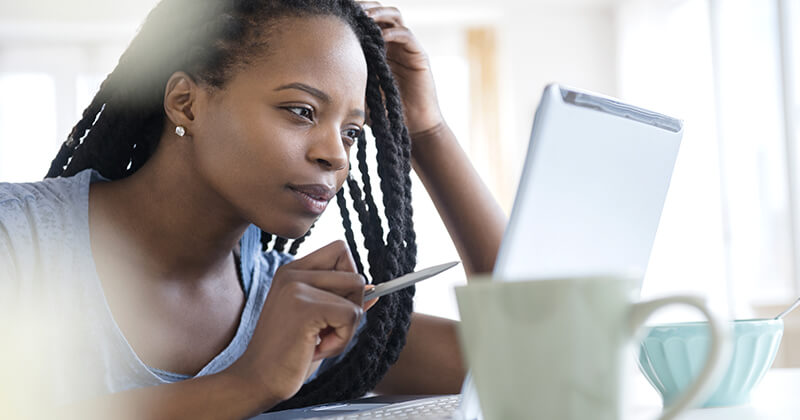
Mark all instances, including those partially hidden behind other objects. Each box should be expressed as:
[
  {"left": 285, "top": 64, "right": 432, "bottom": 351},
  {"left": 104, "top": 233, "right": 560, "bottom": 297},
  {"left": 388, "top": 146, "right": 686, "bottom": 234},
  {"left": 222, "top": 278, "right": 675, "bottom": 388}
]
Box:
[{"left": 455, "top": 275, "right": 730, "bottom": 420}]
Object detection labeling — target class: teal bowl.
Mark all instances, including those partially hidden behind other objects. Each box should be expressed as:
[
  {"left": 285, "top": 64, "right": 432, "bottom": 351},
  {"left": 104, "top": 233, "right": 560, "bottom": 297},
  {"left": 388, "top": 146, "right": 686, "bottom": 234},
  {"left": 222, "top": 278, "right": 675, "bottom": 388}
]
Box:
[{"left": 637, "top": 318, "right": 783, "bottom": 407}]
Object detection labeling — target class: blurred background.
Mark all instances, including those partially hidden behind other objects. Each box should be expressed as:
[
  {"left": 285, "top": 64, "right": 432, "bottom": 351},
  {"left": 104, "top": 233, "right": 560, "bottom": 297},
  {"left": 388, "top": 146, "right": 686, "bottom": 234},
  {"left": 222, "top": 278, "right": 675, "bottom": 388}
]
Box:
[{"left": 1, "top": 0, "right": 798, "bottom": 366}]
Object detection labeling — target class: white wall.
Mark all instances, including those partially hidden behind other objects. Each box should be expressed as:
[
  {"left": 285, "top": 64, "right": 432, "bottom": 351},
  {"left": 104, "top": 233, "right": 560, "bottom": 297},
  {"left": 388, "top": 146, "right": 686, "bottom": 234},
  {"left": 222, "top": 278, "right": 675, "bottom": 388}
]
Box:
[
  {"left": 496, "top": 4, "right": 618, "bottom": 191},
  {"left": 389, "top": 0, "right": 620, "bottom": 206},
  {"left": 0, "top": 0, "right": 159, "bottom": 24}
]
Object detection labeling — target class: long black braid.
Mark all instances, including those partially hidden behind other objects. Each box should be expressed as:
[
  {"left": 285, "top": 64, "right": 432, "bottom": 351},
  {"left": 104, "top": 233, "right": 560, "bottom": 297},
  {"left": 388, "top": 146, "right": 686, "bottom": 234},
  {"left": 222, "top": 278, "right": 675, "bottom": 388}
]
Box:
[{"left": 44, "top": 0, "right": 417, "bottom": 409}]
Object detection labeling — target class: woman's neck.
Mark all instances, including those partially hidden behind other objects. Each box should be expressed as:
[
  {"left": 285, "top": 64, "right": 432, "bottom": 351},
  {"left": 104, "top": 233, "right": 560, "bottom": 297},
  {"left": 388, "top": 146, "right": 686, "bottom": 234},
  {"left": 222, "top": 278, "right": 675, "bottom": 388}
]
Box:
[{"left": 89, "top": 138, "right": 249, "bottom": 283}]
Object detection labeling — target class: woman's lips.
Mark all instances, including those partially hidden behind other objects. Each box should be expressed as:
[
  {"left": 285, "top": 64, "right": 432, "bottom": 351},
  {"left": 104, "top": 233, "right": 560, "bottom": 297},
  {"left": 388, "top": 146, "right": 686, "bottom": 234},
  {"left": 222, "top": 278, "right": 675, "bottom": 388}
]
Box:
[{"left": 288, "top": 184, "right": 335, "bottom": 215}]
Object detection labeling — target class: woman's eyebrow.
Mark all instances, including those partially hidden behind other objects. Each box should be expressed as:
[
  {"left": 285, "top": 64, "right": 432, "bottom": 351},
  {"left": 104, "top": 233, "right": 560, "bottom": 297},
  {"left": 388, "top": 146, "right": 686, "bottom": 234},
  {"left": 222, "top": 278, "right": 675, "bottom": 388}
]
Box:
[
  {"left": 274, "top": 82, "right": 330, "bottom": 103},
  {"left": 276, "top": 82, "right": 365, "bottom": 120},
  {"left": 350, "top": 109, "right": 366, "bottom": 120}
]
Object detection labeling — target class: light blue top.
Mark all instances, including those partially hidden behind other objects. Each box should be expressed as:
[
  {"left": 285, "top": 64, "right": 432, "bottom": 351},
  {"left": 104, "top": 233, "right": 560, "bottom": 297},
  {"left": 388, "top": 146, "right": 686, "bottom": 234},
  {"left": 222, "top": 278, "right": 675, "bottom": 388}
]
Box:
[{"left": 0, "top": 169, "right": 358, "bottom": 406}]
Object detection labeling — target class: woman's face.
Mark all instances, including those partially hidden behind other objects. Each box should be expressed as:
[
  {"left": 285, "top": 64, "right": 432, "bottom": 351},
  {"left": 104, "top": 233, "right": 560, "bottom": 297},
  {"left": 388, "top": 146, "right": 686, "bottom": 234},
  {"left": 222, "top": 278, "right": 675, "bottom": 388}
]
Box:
[{"left": 190, "top": 15, "right": 368, "bottom": 239}]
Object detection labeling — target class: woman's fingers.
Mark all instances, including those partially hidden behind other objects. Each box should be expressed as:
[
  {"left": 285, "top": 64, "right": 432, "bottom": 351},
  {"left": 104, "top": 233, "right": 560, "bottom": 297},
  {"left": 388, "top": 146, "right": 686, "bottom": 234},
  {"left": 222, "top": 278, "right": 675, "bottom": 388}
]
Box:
[
  {"left": 273, "top": 264, "right": 367, "bottom": 360},
  {"left": 363, "top": 285, "right": 379, "bottom": 310},
  {"left": 293, "top": 286, "right": 364, "bottom": 360},
  {"left": 312, "top": 302, "right": 363, "bottom": 359},
  {"left": 359, "top": 3, "right": 429, "bottom": 73},
  {"left": 361, "top": 4, "right": 405, "bottom": 28},
  {"left": 381, "top": 27, "right": 424, "bottom": 55},
  {"left": 280, "top": 269, "right": 366, "bottom": 307},
  {"left": 285, "top": 240, "right": 358, "bottom": 273}
]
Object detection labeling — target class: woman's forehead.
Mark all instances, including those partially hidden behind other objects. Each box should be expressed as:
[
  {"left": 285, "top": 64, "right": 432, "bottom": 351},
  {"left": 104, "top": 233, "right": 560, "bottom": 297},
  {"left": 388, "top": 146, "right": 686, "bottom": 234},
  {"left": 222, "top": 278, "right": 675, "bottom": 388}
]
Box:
[{"left": 239, "top": 15, "right": 368, "bottom": 100}]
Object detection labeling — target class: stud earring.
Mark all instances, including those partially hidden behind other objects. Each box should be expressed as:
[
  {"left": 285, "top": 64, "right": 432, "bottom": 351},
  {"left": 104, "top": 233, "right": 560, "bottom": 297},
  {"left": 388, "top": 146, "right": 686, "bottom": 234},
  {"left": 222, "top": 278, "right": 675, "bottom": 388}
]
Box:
[{"left": 175, "top": 126, "right": 186, "bottom": 137}]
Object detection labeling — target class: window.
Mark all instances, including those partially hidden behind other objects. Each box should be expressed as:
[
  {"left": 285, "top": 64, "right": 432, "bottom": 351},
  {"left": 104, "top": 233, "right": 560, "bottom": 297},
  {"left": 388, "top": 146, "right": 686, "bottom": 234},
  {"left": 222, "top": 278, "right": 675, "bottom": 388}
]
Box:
[
  {"left": 618, "top": 0, "right": 800, "bottom": 321},
  {"left": 0, "top": 74, "right": 57, "bottom": 182},
  {"left": 0, "top": 41, "right": 125, "bottom": 182}
]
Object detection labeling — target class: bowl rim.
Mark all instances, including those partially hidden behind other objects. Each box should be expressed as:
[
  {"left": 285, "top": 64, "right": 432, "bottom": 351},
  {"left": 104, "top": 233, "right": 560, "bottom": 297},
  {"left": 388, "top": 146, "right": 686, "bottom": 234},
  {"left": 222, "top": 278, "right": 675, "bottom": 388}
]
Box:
[{"left": 644, "top": 318, "right": 784, "bottom": 329}]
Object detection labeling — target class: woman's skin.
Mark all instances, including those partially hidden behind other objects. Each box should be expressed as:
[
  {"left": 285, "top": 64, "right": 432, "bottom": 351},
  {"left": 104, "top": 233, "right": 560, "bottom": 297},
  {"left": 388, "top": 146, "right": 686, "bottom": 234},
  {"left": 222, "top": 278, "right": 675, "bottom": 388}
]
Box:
[{"left": 70, "top": 3, "right": 506, "bottom": 419}]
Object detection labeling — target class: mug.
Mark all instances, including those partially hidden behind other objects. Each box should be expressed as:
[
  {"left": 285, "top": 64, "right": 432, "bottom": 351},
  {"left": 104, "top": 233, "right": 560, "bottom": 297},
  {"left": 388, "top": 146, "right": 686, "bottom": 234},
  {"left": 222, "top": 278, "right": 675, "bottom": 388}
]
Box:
[{"left": 455, "top": 275, "right": 730, "bottom": 420}]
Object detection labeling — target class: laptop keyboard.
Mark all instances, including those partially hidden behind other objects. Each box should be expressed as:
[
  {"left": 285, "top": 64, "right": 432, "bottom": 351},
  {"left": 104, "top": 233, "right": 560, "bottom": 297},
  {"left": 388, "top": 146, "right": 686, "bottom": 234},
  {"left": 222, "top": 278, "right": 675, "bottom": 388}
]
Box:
[{"left": 308, "top": 395, "right": 461, "bottom": 419}]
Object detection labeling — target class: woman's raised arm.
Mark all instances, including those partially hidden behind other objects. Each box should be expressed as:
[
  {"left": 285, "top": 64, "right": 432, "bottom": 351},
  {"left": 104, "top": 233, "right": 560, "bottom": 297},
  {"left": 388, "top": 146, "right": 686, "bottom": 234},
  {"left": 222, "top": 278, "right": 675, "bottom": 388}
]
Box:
[
  {"left": 360, "top": 2, "right": 507, "bottom": 395},
  {"left": 361, "top": 2, "right": 507, "bottom": 275}
]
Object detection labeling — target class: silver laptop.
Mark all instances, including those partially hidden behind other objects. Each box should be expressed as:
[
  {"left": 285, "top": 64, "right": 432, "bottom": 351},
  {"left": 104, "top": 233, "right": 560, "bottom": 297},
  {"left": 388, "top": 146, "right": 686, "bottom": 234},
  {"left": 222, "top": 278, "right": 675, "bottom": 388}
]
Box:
[{"left": 254, "top": 84, "right": 683, "bottom": 420}]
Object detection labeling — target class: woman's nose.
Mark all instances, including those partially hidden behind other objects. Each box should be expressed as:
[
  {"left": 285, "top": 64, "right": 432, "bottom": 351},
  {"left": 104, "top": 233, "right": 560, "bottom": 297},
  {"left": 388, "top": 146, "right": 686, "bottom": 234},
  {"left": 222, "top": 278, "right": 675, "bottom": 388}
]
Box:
[{"left": 307, "top": 127, "right": 348, "bottom": 171}]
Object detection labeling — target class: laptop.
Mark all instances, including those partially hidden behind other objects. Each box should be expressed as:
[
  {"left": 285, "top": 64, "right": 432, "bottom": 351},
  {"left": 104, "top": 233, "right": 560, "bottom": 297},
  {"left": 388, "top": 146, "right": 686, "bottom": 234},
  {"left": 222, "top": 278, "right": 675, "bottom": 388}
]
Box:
[{"left": 254, "top": 84, "right": 683, "bottom": 419}]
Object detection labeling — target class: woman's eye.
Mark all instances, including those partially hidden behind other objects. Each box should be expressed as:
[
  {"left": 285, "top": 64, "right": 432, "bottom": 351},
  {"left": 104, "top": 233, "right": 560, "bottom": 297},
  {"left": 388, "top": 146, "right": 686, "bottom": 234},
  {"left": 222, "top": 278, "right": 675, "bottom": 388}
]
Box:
[
  {"left": 343, "top": 128, "right": 362, "bottom": 144},
  {"left": 286, "top": 106, "right": 314, "bottom": 120}
]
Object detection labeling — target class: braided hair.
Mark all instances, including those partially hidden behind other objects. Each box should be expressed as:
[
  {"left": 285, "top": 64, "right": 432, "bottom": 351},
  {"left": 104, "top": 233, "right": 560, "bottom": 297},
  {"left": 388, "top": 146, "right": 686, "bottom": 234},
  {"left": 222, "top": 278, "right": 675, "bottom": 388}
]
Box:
[{"left": 45, "top": 0, "right": 416, "bottom": 409}]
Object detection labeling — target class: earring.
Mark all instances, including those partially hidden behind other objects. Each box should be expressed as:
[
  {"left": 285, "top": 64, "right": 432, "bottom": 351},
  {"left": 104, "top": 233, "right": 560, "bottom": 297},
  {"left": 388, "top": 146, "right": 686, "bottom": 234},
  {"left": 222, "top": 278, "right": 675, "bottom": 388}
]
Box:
[{"left": 175, "top": 126, "right": 186, "bottom": 137}]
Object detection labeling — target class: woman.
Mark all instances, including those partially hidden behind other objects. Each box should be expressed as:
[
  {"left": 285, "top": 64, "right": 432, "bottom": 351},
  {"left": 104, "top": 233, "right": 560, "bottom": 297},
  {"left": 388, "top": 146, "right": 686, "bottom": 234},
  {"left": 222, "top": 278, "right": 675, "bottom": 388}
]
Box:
[{"left": 0, "top": 0, "right": 505, "bottom": 418}]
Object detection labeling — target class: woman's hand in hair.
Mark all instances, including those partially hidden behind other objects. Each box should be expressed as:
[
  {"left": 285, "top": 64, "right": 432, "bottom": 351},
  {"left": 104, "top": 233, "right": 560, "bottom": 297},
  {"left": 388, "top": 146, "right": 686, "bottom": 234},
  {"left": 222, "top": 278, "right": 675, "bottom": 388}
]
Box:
[
  {"left": 360, "top": 2, "right": 444, "bottom": 136},
  {"left": 224, "top": 240, "right": 366, "bottom": 408}
]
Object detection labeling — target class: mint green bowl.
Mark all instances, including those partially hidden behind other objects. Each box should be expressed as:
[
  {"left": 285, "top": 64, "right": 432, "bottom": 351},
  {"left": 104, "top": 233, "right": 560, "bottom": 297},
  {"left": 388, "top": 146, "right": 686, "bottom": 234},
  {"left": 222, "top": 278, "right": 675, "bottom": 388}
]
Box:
[{"left": 637, "top": 319, "right": 783, "bottom": 407}]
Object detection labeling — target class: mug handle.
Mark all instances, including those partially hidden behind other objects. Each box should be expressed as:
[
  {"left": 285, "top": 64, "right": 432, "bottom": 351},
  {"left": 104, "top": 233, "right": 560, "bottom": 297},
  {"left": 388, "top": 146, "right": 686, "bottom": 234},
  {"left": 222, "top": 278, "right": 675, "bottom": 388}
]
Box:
[{"left": 628, "top": 296, "right": 731, "bottom": 420}]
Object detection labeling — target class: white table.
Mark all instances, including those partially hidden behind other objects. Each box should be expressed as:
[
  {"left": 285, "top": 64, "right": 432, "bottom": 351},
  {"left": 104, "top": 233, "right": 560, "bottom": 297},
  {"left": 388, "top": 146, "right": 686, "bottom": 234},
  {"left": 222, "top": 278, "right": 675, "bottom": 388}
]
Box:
[{"left": 628, "top": 368, "right": 800, "bottom": 420}]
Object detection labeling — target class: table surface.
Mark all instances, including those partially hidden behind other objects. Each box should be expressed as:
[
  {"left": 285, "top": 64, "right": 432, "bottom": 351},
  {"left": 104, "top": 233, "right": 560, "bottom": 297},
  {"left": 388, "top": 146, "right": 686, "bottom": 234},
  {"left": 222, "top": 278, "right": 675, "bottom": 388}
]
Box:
[{"left": 627, "top": 368, "right": 800, "bottom": 420}]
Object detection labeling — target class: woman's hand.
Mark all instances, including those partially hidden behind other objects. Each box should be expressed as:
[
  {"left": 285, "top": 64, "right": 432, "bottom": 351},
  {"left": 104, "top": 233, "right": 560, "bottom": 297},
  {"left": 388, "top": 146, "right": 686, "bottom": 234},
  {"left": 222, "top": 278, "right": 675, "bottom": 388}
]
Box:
[
  {"left": 224, "top": 240, "right": 367, "bottom": 408},
  {"left": 360, "top": 2, "right": 444, "bottom": 137}
]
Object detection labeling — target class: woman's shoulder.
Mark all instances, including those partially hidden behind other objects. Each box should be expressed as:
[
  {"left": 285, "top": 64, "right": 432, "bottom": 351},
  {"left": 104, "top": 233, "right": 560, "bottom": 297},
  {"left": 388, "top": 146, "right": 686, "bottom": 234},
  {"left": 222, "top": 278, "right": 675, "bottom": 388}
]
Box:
[
  {"left": 0, "top": 170, "right": 93, "bottom": 215},
  {"left": 0, "top": 170, "right": 94, "bottom": 267}
]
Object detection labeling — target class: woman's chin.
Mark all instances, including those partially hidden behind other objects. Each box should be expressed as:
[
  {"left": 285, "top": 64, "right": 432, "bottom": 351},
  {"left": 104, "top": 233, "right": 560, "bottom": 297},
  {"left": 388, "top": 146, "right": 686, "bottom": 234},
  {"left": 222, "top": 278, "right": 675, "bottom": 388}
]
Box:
[{"left": 258, "top": 222, "right": 313, "bottom": 241}]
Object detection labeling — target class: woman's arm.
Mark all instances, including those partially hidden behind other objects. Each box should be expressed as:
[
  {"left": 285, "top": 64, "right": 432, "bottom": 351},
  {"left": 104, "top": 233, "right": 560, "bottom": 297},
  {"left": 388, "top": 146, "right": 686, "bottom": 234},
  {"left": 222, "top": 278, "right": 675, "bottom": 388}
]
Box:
[
  {"left": 374, "top": 124, "right": 504, "bottom": 394},
  {"left": 360, "top": 3, "right": 506, "bottom": 275},
  {"left": 409, "top": 123, "right": 507, "bottom": 275},
  {"left": 61, "top": 372, "right": 271, "bottom": 420},
  {"left": 361, "top": 2, "right": 506, "bottom": 394},
  {"left": 373, "top": 312, "right": 466, "bottom": 395}
]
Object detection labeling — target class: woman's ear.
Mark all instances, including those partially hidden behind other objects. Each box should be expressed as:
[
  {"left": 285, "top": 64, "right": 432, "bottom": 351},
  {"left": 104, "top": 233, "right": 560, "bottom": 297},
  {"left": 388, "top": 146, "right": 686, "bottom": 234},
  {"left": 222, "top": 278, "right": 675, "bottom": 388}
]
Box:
[{"left": 163, "top": 72, "right": 199, "bottom": 136}]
